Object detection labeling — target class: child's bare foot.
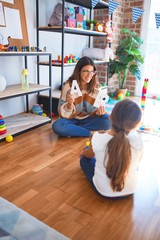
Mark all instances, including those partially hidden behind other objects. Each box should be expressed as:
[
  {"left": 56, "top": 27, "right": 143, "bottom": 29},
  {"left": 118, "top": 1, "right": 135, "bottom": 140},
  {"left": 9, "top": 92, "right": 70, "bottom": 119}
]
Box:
[{"left": 90, "top": 131, "right": 94, "bottom": 137}]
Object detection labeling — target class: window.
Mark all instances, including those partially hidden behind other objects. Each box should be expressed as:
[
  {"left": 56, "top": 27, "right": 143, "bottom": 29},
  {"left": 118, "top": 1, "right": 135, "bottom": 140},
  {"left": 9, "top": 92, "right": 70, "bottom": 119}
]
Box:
[{"left": 135, "top": 0, "right": 160, "bottom": 97}]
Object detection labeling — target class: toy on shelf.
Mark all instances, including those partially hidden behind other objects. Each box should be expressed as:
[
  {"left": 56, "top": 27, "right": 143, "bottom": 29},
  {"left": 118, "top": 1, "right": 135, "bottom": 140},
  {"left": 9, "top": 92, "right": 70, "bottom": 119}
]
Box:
[
  {"left": 103, "top": 19, "right": 113, "bottom": 43},
  {"left": 31, "top": 104, "right": 43, "bottom": 115},
  {"left": 48, "top": 3, "right": 70, "bottom": 26},
  {"left": 141, "top": 78, "right": 149, "bottom": 111},
  {"left": 95, "top": 22, "right": 104, "bottom": 32},
  {"left": 52, "top": 54, "right": 80, "bottom": 64},
  {"left": 0, "top": 115, "right": 7, "bottom": 135}
]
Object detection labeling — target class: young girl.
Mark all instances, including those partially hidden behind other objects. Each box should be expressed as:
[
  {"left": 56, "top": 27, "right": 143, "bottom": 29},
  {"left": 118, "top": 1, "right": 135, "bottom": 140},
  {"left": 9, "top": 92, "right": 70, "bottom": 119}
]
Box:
[
  {"left": 80, "top": 99, "right": 144, "bottom": 197},
  {"left": 52, "top": 56, "right": 111, "bottom": 137}
]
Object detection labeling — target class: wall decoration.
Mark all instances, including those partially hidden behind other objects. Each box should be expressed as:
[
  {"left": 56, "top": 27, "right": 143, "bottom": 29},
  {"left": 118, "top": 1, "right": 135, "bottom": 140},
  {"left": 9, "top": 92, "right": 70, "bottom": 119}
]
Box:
[
  {"left": 155, "top": 13, "right": 160, "bottom": 29},
  {"left": 92, "top": 0, "right": 100, "bottom": 9},
  {"left": 109, "top": 0, "right": 160, "bottom": 28},
  {"left": 132, "top": 7, "right": 144, "bottom": 23},
  {"left": 109, "top": 0, "right": 119, "bottom": 15}
]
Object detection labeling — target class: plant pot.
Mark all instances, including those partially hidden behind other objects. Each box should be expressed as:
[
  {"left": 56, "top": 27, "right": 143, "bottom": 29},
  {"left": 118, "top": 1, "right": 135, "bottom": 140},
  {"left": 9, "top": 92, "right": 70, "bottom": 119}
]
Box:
[{"left": 0, "top": 75, "right": 6, "bottom": 92}]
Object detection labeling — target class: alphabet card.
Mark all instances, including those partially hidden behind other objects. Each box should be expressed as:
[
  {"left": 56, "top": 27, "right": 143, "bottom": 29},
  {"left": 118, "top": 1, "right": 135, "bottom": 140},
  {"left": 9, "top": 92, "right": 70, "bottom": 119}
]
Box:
[
  {"left": 93, "top": 86, "right": 109, "bottom": 108},
  {"left": 70, "top": 80, "right": 82, "bottom": 96}
]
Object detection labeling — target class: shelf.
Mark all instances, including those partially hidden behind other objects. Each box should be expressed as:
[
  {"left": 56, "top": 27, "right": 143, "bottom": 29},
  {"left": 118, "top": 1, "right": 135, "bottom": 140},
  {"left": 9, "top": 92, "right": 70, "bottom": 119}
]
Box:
[
  {"left": 0, "top": 84, "right": 51, "bottom": 100},
  {"left": 0, "top": 113, "right": 51, "bottom": 141},
  {"left": 39, "top": 60, "right": 109, "bottom": 67},
  {"left": 0, "top": 51, "right": 52, "bottom": 57},
  {"left": 38, "top": 26, "right": 107, "bottom": 36},
  {"left": 65, "top": 0, "right": 109, "bottom": 9}
]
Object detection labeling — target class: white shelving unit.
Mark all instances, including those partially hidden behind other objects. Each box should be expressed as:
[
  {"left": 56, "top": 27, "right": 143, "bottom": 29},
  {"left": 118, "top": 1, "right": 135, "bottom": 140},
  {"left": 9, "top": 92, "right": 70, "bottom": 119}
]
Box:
[{"left": 0, "top": 51, "right": 52, "bottom": 141}]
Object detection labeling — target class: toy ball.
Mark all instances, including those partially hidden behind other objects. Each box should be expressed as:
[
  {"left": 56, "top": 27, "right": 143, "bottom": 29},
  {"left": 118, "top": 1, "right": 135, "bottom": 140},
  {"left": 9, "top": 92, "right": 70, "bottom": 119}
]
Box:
[
  {"left": 117, "top": 93, "right": 123, "bottom": 100},
  {"left": 126, "top": 91, "right": 131, "bottom": 96},
  {"left": 42, "top": 113, "right": 47, "bottom": 117},
  {"left": 6, "top": 135, "right": 13, "bottom": 143},
  {"left": 109, "top": 92, "right": 115, "bottom": 98},
  {"left": 156, "top": 96, "right": 160, "bottom": 101},
  {"left": 52, "top": 112, "right": 55, "bottom": 117}
]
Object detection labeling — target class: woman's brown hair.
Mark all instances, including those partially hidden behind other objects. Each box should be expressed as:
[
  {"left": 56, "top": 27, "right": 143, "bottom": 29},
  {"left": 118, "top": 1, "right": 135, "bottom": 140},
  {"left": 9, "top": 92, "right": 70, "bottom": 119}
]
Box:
[
  {"left": 105, "top": 99, "right": 142, "bottom": 192},
  {"left": 68, "top": 56, "right": 99, "bottom": 93}
]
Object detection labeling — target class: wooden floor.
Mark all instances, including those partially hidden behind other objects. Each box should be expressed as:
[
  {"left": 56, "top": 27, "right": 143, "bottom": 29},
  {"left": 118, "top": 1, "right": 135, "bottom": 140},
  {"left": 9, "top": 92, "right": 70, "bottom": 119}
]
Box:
[{"left": 0, "top": 118, "right": 160, "bottom": 240}]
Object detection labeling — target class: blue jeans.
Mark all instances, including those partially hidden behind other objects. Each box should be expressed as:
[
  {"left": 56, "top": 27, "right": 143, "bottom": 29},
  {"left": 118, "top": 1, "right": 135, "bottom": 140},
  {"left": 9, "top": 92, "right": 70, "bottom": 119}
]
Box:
[
  {"left": 52, "top": 114, "right": 111, "bottom": 137},
  {"left": 80, "top": 156, "right": 98, "bottom": 192}
]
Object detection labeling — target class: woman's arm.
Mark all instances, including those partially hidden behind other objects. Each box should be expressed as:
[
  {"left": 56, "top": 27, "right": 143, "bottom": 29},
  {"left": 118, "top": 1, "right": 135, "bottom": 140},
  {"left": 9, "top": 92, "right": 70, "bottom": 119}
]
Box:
[{"left": 58, "top": 82, "right": 77, "bottom": 118}]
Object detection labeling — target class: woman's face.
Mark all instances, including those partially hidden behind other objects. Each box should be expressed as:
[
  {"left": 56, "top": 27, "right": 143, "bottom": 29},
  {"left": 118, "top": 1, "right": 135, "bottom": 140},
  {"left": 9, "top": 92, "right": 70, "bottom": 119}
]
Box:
[{"left": 80, "top": 65, "right": 96, "bottom": 85}]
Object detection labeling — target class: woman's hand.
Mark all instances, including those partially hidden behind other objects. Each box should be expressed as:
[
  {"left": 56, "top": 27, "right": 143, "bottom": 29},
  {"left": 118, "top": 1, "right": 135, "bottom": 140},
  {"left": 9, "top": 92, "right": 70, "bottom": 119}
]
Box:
[
  {"left": 66, "top": 92, "right": 74, "bottom": 109},
  {"left": 96, "top": 106, "right": 107, "bottom": 116}
]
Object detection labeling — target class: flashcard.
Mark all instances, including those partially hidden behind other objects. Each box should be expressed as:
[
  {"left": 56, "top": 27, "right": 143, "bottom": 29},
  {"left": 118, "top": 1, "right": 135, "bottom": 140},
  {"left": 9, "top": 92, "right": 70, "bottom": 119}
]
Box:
[
  {"left": 70, "top": 80, "right": 82, "bottom": 96},
  {"left": 93, "top": 86, "right": 109, "bottom": 108}
]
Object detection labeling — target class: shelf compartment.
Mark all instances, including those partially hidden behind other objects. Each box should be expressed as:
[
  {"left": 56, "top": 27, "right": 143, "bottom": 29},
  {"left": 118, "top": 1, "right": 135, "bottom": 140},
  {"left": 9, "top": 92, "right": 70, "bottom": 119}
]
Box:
[
  {"left": 0, "top": 51, "right": 52, "bottom": 57},
  {"left": 38, "top": 26, "right": 107, "bottom": 36},
  {"left": 0, "top": 113, "right": 51, "bottom": 141},
  {"left": 38, "top": 90, "right": 61, "bottom": 116},
  {"left": 0, "top": 84, "right": 51, "bottom": 100},
  {"left": 39, "top": 60, "right": 109, "bottom": 67}
]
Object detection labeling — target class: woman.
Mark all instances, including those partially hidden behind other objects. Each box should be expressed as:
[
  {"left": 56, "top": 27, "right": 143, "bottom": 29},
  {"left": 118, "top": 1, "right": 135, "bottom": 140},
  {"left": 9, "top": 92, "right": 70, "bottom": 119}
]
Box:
[
  {"left": 52, "top": 56, "right": 111, "bottom": 137},
  {"left": 80, "top": 99, "right": 144, "bottom": 197}
]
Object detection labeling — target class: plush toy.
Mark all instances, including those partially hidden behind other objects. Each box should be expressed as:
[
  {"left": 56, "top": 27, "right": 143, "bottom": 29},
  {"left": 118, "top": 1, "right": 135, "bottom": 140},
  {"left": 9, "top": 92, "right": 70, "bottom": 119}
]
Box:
[
  {"left": 48, "top": 3, "right": 70, "bottom": 26},
  {"left": 82, "top": 45, "right": 114, "bottom": 62},
  {"left": 103, "top": 20, "right": 113, "bottom": 43},
  {"left": 31, "top": 104, "right": 43, "bottom": 115}
]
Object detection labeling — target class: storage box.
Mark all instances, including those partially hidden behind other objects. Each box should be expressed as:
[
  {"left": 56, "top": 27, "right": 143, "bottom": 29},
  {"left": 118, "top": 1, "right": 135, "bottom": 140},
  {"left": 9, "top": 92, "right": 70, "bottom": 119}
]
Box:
[
  {"left": 77, "top": 21, "right": 83, "bottom": 29},
  {"left": 66, "top": 18, "right": 76, "bottom": 28},
  {"left": 69, "top": 7, "right": 75, "bottom": 19},
  {"left": 74, "top": 6, "right": 83, "bottom": 14},
  {"left": 76, "top": 13, "right": 83, "bottom": 22}
]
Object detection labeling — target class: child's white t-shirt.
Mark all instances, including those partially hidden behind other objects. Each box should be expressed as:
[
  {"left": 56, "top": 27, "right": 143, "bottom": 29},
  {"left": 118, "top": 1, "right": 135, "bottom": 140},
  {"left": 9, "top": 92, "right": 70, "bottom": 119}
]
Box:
[{"left": 92, "top": 130, "right": 144, "bottom": 197}]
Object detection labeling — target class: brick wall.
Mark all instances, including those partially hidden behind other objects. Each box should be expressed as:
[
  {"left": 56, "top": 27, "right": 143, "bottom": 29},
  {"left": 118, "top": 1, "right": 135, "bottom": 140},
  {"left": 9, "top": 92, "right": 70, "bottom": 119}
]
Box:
[{"left": 94, "top": 0, "right": 144, "bottom": 94}]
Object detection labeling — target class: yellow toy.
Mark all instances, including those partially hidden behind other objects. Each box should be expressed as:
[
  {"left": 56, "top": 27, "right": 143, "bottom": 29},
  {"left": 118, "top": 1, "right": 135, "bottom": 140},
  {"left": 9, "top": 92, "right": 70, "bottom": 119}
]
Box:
[
  {"left": 85, "top": 139, "right": 90, "bottom": 149},
  {"left": 6, "top": 135, "right": 13, "bottom": 143}
]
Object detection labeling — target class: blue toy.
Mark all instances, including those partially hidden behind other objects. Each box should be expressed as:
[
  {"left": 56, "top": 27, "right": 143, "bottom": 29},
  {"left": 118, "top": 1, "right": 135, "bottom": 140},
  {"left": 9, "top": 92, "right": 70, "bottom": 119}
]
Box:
[{"left": 31, "top": 104, "right": 43, "bottom": 115}]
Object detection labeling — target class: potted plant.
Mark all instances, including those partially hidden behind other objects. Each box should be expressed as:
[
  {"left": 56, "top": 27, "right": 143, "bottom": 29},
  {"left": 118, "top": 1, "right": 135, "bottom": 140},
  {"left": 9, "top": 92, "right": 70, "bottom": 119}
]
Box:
[
  {"left": 109, "top": 28, "right": 144, "bottom": 93},
  {"left": 86, "top": 19, "right": 97, "bottom": 30}
]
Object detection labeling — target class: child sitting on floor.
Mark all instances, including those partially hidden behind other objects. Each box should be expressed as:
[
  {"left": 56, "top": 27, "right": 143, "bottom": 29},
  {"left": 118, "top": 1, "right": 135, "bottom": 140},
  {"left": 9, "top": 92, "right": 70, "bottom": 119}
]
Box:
[{"left": 80, "top": 99, "right": 144, "bottom": 197}]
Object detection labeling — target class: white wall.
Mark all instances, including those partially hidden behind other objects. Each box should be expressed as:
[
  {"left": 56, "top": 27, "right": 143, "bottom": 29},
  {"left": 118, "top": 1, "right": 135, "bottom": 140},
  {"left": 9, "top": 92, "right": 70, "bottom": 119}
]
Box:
[{"left": 0, "top": 0, "right": 88, "bottom": 117}]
